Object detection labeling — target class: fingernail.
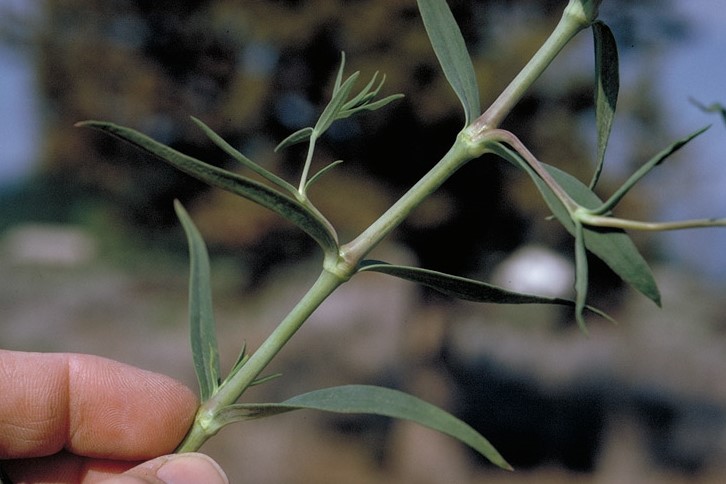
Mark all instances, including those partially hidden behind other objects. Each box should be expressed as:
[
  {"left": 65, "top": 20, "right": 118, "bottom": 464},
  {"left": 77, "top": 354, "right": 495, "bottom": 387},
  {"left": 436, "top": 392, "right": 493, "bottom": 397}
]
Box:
[{"left": 156, "top": 453, "right": 229, "bottom": 484}]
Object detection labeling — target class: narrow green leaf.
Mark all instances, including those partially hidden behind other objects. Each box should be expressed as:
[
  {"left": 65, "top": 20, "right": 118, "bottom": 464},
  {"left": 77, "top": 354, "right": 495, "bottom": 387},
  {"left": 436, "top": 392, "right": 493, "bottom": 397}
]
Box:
[
  {"left": 417, "top": 0, "right": 480, "bottom": 125},
  {"left": 191, "top": 116, "right": 298, "bottom": 195},
  {"left": 275, "top": 127, "right": 314, "bottom": 152},
  {"left": 489, "top": 142, "right": 661, "bottom": 305},
  {"left": 573, "top": 221, "right": 589, "bottom": 333},
  {"left": 249, "top": 373, "right": 283, "bottom": 387},
  {"left": 224, "top": 342, "right": 248, "bottom": 384},
  {"left": 305, "top": 160, "right": 344, "bottom": 191},
  {"left": 333, "top": 52, "right": 347, "bottom": 93},
  {"left": 589, "top": 21, "right": 619, "bottom": 189},
  {"left": 217, "top": 385, "right": 512, "bottom": 470},
  {"left": 358, "top": 261, "right": 610, "bottom": 320},
  {"left": 76, "top": 121, "right": 339, "bottom": 256},
  {"left": 174, "top": 200, "right": 220, "bottom": 401},
  {"left": 339, "top": 93, "right": 405, "bottom": 119},
  {"left": 191, "top": 116, "right": 297, "bottom": 194},
  {"left": 342, "top": 71, "right": 383, "bottom": 110},
  {"left": 595, "top": 126, "right": 709, "bottom": 215}
]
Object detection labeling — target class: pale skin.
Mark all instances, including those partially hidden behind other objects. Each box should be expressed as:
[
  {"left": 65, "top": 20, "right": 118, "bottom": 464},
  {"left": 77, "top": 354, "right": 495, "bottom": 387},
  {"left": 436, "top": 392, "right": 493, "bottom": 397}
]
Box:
[{"left": 0, "top": 350, "right": 227, "bottom": 484}]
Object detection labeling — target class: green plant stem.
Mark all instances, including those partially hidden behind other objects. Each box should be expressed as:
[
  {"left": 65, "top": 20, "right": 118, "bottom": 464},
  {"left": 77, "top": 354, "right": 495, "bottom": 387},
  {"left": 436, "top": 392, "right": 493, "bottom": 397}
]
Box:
[
  {"left": 487, "top": 129, "right": 580, "bottom": 213},
  {"left": 342, "top": 136, "right": 475, "bottom": 263},
  {"left": 577, "top": 212, "right": 726, "bottom": 231},
  {"left": 468, "top": 0, "right": 593, "bottom": 136},
  {"left": 176, "top": 268, "right": 347, "bottom": 452},
  {"left": 298, "top": 132, "right": 319, "bottom": 197}
]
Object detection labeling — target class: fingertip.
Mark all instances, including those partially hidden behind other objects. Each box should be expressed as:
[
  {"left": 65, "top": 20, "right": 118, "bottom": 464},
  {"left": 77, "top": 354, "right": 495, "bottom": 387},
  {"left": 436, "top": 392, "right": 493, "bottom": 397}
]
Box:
[
  {"left": 104, "top": 453, "right": 228, "bottom": 484},
  {"left": 156, "top": 453, "right": 228, "bottom": 484}
]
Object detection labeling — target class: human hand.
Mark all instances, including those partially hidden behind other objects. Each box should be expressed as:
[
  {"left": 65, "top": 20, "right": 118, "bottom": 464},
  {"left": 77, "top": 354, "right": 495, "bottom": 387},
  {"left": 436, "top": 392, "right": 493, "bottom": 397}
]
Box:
[{"left": 0, "top": 350, "right": 228, "bottom": 483}]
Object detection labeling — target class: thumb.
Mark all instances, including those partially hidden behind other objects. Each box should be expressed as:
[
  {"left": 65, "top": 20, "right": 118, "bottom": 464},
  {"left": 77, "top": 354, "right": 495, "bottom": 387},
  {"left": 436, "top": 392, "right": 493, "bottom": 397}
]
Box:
[{"left": 100, "top": 453, "right": 228, "bottom": 484}]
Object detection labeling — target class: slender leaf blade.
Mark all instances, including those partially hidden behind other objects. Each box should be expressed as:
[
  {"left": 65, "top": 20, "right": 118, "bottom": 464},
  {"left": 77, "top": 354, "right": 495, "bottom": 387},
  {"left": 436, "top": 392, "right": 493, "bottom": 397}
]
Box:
[
  {"left": 338, "top": 93, "right": 405, "bottom": 120},
  {"left": 333, "top": 52, "right": 346, "bottom": 93},
  {"left": 417, "top": 0, "right": 480, "bottom": 125},
  {"left": 175, "top": 200, "right": 220, "bottom": 401},
  {"left": 342, "top": 71, "right": 381, "bottom": 111},
  {"left": 589, "top": 21, "right": 619, "bottom": 189},
  {"left": 76, "top": 121, "right": 339, "bottom": 256},
  {"left": 358, "top": 261, "right": 609, "bottom": 320},
  {"left": 596, "top": 126, "right": 708, "bottom": 215},
  {"left": 275, "top": 127, "right": 314, "bottom": 152},
  {"left": 306, "top": 160, "right": 344, "bottom": 191},
  {"left": 190, "top": 116, "right": 297, "bottom": 195},
  {"left": 217, "top": 385, "right": 512, "bottom": 470}
]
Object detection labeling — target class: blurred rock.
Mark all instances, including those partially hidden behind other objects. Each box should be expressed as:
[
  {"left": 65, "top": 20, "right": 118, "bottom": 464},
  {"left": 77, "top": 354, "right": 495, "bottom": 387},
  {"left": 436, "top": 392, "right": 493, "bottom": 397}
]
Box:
[
  {"left": 2, "top": 223, "right": 97, "bottom": 266},
  {"left": 491, "top": 244, "right": 574, "bottom": 299}
]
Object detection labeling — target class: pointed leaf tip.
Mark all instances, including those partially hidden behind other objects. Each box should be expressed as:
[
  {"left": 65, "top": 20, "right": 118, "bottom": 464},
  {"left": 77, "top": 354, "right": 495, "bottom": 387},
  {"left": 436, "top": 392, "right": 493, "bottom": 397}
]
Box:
[
  {"left": 417, "top": 0, "right": 480, "bottom": 125},
  {"left": 221, "top": 385, "right": 512, "bottom": 470}
]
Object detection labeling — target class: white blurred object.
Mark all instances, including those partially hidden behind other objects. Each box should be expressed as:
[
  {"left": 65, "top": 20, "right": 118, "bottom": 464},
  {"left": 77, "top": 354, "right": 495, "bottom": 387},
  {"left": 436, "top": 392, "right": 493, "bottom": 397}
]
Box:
[
  {"left": 491, "top": 244, "right": 574, "bottom": 298},
  {"left": 2, "top": 223, "right": 97, "bottom": 266}
]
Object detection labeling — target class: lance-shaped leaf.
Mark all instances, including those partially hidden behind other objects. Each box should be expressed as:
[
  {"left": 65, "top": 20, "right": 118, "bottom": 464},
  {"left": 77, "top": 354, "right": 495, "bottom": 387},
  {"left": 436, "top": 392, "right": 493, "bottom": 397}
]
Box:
[
  {"left": 589, "top": 21, "right": 619, "bottom": 189},
  {"left": 417, "top": 0, "right": 480, "bottom": 125},
  {"left": 190, "top": 116, "right": 298, "bottom": 196},
  {"left": 175, "top": 201, "right": 220, "bottom": 401},
  {"left": 214, "top": 385, "right": 512, "bottom": 470},
  {"left": 358, "top": 261, "right": 610, "bottom": 320},
  {"left": 593, "top": 126, "right": 709, "bottom": 215},
  {"left": 275, "top": 127, "right": 314, "bottom": 152},
  {"left": 76, "top": 121, "right": 339, "bottom": 257},
  {"left": 488, "top": 141, "right": 660, "bottom": 306},
  {"left": 306, "top": 159, "right": 344, "bottom": 192}
]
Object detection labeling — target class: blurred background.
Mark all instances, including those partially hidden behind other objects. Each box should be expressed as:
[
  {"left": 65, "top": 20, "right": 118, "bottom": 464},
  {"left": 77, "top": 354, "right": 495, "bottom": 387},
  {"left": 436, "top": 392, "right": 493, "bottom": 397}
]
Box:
[{"left": 2, "top": 0, "right": 726, "bottom": 482}]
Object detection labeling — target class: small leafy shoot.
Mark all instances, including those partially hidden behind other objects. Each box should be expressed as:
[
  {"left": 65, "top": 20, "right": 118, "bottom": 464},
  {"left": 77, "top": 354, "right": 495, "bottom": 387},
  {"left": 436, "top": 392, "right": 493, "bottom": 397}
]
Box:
[
  {"left": 316, "top": 72, "right": 362, "bottom": 136},
  {"left": 294, "top": 55, "right": 402, "bottom": 195}
]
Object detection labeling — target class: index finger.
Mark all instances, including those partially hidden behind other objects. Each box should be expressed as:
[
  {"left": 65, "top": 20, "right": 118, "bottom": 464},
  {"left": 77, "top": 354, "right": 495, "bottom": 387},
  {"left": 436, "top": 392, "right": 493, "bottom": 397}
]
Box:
[{"left": 0, "top": 350, "right": 198, "bottom": 460}]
